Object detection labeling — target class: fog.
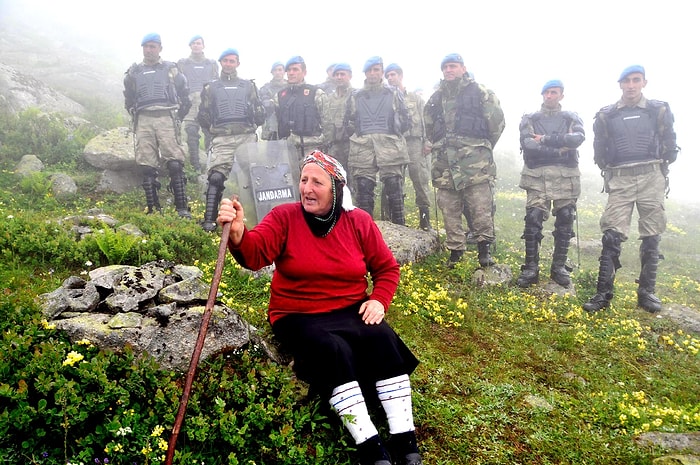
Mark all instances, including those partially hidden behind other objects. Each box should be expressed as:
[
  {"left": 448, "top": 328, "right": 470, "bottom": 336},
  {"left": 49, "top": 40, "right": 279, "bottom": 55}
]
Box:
[{"left": 2, "top": 0, "right": 697, "bottom": 203}]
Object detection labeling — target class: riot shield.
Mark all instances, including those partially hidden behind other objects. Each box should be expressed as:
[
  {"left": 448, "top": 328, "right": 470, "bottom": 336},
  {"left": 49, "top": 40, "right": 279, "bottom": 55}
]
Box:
[{"left": 227, "top": 140, "right": 300, "bottom": 226}]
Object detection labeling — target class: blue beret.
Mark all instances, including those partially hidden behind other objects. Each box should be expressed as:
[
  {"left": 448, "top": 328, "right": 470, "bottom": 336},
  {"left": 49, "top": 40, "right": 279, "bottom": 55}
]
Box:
[
  {"left": 440, "top": 53, "right": 464, "bottom": 69},
  {"left": 541, "top": 79, "right": 564, "bottom": 94},
  {"left": 141, "top": 33, "right": 161, "bottom": 46},
  {"left": 188, "top": 35, "right": 203, "bottom": 45},
  {"left": 219, "top": 48, "right": 239, "bottom": 61},
  {"left": 285, "top": 56, "right": 305, "bottom": 70},
  {"left": 333, "top": 63, "right": 352, "bottom": 74},
  {"left": 384, "top": 63, "right": 402, "bottom": 77},
  {"left": 270, "top": 61, "right": 284, "bottom": 72},
  {"left": 618, "top": 65, "right": 645, "bottom": 82},
  {"left": 363, "top": 56, "right": 383, "bottom": 73}
]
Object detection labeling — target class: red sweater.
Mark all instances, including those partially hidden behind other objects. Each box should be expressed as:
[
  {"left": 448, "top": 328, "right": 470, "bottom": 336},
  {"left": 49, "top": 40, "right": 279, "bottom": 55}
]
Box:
[{"left": 229, "top": 203, "right": 399, "bottom": 325}]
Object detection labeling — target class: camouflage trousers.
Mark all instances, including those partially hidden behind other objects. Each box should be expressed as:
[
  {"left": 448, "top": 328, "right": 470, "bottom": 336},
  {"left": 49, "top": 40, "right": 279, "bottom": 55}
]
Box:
[
  {"left": 208, "top": 133, "right": 258, "bottom": 178},
  {"left": 519, "top": 165, "right": 581, "bottom": 221},
  {"left": 349, "top": 133, "right": 409, "bottom": 181},
  {"left": 600, "top": 165, "right": 666, "bottom": 241},
  {"left": 134, "top": 110, "right": 186, "bottom": 168},
  {"left": 437, "top": 182, "right": 495, "bottom": 251},
  {"left": 406, "top": 136, "right": 431, "bottom": 210}
]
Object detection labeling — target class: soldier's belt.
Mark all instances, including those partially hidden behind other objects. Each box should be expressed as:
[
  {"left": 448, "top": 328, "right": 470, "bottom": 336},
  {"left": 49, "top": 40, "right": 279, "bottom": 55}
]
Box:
[
  {"left": 138, "top": 109, "right": 174, "bottom": 117},
  {"left": 610, "top": 163, "right": 659, "bottom": 177}
]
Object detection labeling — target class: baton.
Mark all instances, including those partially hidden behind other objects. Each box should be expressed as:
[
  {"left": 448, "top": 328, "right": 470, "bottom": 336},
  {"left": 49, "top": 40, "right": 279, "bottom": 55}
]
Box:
[{"left": 165, "top": 212, "right": 232, "bottom": 464}]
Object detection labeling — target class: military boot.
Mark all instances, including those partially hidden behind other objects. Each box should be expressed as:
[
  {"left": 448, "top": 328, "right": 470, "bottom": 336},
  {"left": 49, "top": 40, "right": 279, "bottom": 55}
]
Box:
[
  {"left": 418, "top": 207, "right": 432, "bottom": 231},
  {"left": 637, "top": 235, "right": 662, "bottom": 313},
  {"left": 550, "top": 205, "right": 575, "bottom": 287},
  {"left": 447, "top": 249, "right": 464, "bottom": 269},
  {"left": 202, "top": 171, "right": 226, "bottom": 232},
  {"left": 141, "top": 166, "right": 161, "bottom": 214},
  {"left": 167, "top": 161, "right": 191, "bottom": 219},
  {"left": 354, "top": 177, "right": 376, "bottom": 218},
  {"left": 516, "top": 208, "right": 544, "bottom": 287},
  {"left": 477, "top": 241, "right": 495, "bottom": 268},
  {"left": 583, "top": 230, "right": 622, "bottom": 313},
  {"left": 383, "top": 175, "right": 405, "bottom": 226}
]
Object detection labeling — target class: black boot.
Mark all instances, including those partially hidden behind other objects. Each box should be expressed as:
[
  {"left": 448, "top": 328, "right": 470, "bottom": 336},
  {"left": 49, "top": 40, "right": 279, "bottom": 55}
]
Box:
[
  {"left": 356, "top": 435, "right": 392, "bottom": 465},
  {"left": 354, "top": 177, "right": 376, "bottom": 218},
  {"left": 389, "top": 431, "right": 423, "bottom": 465},
  {"left": 637, "top": 235, "right": 662, "bottom": 313},
  {"left": 447, "top": 249, "right": 464, "bottom": 269},
  {"left": 477, "top": 241, "right": 495, "bottom": 268},
  {"left": 383, "top": 176, "right": 405, "bottom": 226},
  {"left": 202, "top": 171, "right": 226, "bottom": 232},
  {"left": 517, "top": 208, "right": 544, "bottom": 288},
  {"left": 167, "top": 161, "right": 191, "bottom": 219},
  {"left": 141, "top": 166, "right": 161, "bottom": 214},
  {"left": 583, "top": 230, "right": 622, "bottom": 313},
  {"left": 418, "top": 207, "right": 432, "bottom": 231},
  {"left": 551, "top": 205, "right": 575, "bottom": 287}
]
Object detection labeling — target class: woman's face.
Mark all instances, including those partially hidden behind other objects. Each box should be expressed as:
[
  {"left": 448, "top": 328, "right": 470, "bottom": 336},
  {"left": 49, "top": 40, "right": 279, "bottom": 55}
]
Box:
[{"left": 299, "top": 163, "right": 333, "bottom": 216}]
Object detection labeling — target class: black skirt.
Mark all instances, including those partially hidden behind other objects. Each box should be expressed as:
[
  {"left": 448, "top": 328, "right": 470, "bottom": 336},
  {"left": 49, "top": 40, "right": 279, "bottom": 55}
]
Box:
[{"left": 271, "top": 302, "right": 419, "bottom": 399}]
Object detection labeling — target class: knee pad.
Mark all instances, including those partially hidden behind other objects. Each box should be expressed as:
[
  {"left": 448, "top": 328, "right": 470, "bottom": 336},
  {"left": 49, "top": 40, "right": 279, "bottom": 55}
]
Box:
[
  {"left": 554, "top": 205, "right": 576, "bottom": 228},
  {"left": 524, "top": 207, "right": 545, "bottom": 226},
  {"left": 208, "top": 171, "right": 226, "bottom": 189},
  {"left": 167, "top": 160, "right": 184, "bottom": 176}
]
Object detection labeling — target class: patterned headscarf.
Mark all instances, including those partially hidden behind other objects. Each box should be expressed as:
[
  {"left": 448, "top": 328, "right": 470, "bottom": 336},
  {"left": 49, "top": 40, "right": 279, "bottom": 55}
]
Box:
[{"left": 302, "top": 151, "right": 355, "bottom": 212}]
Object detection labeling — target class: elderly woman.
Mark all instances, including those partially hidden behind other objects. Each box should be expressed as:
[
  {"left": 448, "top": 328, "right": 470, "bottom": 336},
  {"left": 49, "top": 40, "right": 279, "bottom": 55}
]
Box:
[{"left": 217, "top": 151, "right": 422, "bottom": 465}]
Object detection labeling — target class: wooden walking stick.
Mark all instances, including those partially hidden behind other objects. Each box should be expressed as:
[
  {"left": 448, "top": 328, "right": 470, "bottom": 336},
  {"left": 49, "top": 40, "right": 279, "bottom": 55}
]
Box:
[{"left": 165, "top": 217, "right": 232, "bottom": 465}]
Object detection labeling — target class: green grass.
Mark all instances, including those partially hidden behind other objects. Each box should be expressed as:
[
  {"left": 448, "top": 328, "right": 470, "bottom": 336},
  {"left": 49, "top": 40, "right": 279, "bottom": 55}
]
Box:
[{"left": 1, "top": 153, "right": 698, "bottom": 465}]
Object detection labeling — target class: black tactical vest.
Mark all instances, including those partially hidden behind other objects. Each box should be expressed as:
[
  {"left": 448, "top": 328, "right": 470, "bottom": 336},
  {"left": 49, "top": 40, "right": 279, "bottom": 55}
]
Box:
[
  {"left": 523, "top": 111, "right": 578, "bottom": 168},
  {"left": 354, "top": 87, "right": 395, "bottom": 135},
  {"left": 132, "top": 63, "right": 178, "bottom": 111},
  {"left": 603, "top": 104, "right": 659, "bottom": 166},
  {"left": 209, "top": 79, "right": 253, "bottom": 127},
  {"left": 453, "top": 83, "right": 490, "bottom": 139},
  {"left": 179, "top": 59, "right": 215, "bottom": 93},
  {"left": 277, "top": 85, "right": 322, "bottom": 138}
]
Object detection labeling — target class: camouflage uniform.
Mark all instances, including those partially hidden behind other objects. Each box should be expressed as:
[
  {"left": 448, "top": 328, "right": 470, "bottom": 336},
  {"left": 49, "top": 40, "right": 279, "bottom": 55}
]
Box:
[
  {"left": 424, "top": 74, "right": 505, "bottom": 263},
  {"left": 327, "top": 83, "right": 354, "bottom": 175},
  {"left": 516, "top": 102, "right": 585, "bottom": 287},
  {"left": 402, "top": 88, "right": 431, "bottom": 221},
  {"left": 123, "top": 57, "right": 191, "bottom": 217},
  {"left": 259, "top": 76, "right": 287, "bottom": 140},
  {"left": 197, "top": 70, "right": 265, "bottom": 231},
  {"left": 344, "top": 80, "right": 410, "bottom": 224},
  {"left": 584, "top": 93, "right": 677, "bottom": 313},
  {"left": 177, "top": 54, "right": 219, "bottom": 170}
]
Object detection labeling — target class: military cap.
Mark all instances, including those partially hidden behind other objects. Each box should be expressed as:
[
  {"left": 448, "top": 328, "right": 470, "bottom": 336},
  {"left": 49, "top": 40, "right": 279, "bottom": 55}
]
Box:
[
  {"left": 285, "top": 56, "right": 305, "bottom": 70},
  {"left": 270, "top": 61, "right": 284, "bottom": 72},
  {"left": 541, "top": 79, "right": 564, "bottom": 94},
  {"left": 141, "top": 33, "right": 161, "bottom": 46},
  {"left": 618, "top": 65, "right": 645, "bottom": 82},
  {"left": 440, "top": 53, "right": 464, "bottom": 69},
  {"left": 188, "top": 35, "right": 203, "bottom": 45},
  {"left": 219, "top": 48, "right": 239, "bottom": 61},
  {"left": 333, "top": 63, "right": 352, "bottom": 74},
  {"left": 363, "top": 56, "right": 383, "bottom": 73},
  {"left": 384, "top": 63, "right": 403, "bottom": 77}
]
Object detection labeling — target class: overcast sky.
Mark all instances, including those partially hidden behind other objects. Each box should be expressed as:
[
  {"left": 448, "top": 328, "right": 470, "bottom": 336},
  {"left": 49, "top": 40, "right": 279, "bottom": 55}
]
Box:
[{"left": 2, "top": 0, "right": 697, "bottom": 200}]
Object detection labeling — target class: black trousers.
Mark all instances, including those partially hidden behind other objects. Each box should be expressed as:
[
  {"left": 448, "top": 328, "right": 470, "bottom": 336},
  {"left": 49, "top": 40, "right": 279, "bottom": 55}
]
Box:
[{"left": 272, "top": 302, "right": 419, "bottom": 399}]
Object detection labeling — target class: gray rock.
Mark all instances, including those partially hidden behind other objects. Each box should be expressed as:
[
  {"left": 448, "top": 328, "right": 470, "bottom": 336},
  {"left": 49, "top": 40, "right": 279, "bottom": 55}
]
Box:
[
  {"left": 15, "top": 154, "right": 44, "bottom": 176},
  {"left": 82, "top": 127, "right": 136, "bottom": 171},
  {"left": 49, "top": 172, "right": 77, "bottom": 200}
]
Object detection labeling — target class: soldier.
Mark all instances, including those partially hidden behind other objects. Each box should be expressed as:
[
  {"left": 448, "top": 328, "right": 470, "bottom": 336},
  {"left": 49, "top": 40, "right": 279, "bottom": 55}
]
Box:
[
  {"left": 197, "top": 48, "right": 265, "bottom": 232},
  {"left": 123, "top": 33, "right": 192, "bottom": 218},
  {"left": 583, "top": 65, "right": 678, "bottom": 313},
  {"left": 327, "top": 63, "right": 354, "bottom": 176},
  {"left": 317, "top": 63, "right": 337, "bottom": 95},
  {"left": 344, "top": 56, "right": 411, "bottom": 225},
  {"left": 177, "top": 35, "right": 219, "bottom": 172},
  {"left": 259, "top": 61, "right": 287, "bottom": 141},
  {"left": 424, "top": 53, "right": 505, "bottom": 268},
  {"left": 516, "top": 80, "right": 585, "bottom": 288},
  {"left": 384, "top": 63, "right": 432, "bottom": 231},
  {"left": 275, "top": 56, "right": 331, "bottom": 161}
]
